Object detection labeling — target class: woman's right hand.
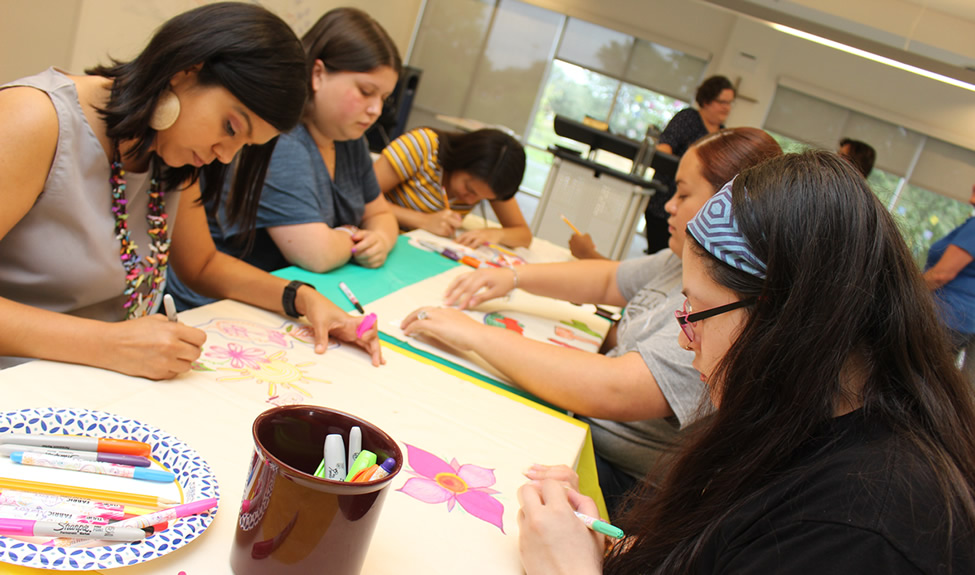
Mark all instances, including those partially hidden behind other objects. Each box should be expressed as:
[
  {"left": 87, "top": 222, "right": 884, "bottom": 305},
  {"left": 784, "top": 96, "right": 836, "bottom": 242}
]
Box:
[
  {"left": 444, "top": 267, "right": 518, "bottom": 310},
  {"left": 422, "top": 209, "right": 464, "bottom": 238},
  {"left": 518, "top": 480, "right": 605, "bottom": 575},
  {"left": 103, "top": 314, "right": 206, "bottom": 380}
]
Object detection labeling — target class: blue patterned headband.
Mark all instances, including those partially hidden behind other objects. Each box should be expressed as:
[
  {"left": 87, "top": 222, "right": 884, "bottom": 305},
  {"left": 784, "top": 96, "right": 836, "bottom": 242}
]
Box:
[{"left": 687, "top": 179, "right": 767, "bottom": 279}]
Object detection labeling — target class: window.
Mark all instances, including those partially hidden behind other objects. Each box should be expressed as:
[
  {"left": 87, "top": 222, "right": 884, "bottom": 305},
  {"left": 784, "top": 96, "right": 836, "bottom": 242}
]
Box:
[{"left": 765, "top": 86, "right": 975, "bottom": 265}]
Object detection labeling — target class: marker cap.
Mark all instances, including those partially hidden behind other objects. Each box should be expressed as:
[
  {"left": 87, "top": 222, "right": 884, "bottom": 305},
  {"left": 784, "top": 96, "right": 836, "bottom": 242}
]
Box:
[{"left": 97, "top": 438, "right": 151, "bottom": 457}]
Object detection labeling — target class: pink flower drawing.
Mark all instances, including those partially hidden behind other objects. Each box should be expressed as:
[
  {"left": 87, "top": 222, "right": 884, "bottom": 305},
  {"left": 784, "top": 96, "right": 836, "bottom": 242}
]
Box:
[
  {"left": 397, "top": 444, "right": 504, "bottom": 533},
  {"left": 205, "top": 343, "right": 268, "bottom": 369}
]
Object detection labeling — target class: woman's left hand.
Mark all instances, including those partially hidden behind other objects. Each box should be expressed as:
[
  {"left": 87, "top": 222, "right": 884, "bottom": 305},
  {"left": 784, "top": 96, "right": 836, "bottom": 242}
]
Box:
[
  {"left": 518, "top": 479, "right": 605, "bottom": 575},
  {"left": 400, "top": 306, "right": 482, "bottom": 351},
  {"left": 297, "top": 287, "right": 384, "bottom": 366},
  {"left": 350, "top": 229, "right": 392, "bottom": 268},
  {"left": 455, "top": 228, "right": 503, "bottom": 248}
]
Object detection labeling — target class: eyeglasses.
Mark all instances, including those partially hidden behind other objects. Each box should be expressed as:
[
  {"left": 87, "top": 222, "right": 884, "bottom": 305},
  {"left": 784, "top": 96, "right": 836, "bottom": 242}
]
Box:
[
  {"left": 674, "top": 297, "right": 756, "bottom": 343},
  {"left": 714, "top": 99, "right": 735, "bottom": 107}
]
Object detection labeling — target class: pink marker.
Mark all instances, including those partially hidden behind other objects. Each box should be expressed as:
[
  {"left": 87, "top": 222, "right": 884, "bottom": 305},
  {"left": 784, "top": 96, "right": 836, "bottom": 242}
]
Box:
[
  {"left": 50, "top": 497, "right": 218, "bottom": 547},
  {"left": 355, "top": 313, "right": 377, "bottom": 338}
]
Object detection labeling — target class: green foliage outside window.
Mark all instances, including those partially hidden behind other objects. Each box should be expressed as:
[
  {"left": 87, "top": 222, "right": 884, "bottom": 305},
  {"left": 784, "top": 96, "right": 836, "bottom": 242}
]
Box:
[{"left": 767, "top": 132, "right": 970, "bottom": 267}]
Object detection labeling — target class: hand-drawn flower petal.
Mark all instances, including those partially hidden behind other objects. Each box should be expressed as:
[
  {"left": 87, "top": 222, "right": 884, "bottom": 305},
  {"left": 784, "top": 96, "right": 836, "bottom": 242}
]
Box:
[
  {"left": 405, "top": 444, "right": 453, "bottom": 479},
  {"left": 457, "top": 463, "right": 496, "bottom": 488},
  {"left": 397, "top": 477, "right": 452, "bottom": 504},
  {"left": 456, "top": 490, "right": 505, "bottom": 533}
]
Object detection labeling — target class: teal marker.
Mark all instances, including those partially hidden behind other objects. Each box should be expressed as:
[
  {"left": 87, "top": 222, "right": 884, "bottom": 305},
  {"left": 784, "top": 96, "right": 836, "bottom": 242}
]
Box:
[{"left": 574, "top": 511, "right": 624, "bottom": 539}]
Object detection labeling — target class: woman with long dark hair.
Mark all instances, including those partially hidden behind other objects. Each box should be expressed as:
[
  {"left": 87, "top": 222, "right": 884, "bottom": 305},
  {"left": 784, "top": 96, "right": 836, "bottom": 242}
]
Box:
[
  {"left": 0, "top": 3, "right": 382, "bottom": 378},
  {"left": 518, "top": 151, "right": 975, "bottom": 573}
]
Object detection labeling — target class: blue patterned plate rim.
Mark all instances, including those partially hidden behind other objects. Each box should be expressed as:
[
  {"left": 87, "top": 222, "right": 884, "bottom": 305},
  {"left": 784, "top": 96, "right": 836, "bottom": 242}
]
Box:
[{"left": 0, "top": 407, "right": 219, "bottom": 571}]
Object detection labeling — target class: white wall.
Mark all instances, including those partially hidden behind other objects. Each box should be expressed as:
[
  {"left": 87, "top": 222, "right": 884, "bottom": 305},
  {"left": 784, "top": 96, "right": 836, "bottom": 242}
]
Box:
[
  {"left": 0, "top": 0, "right": 422, "bottom": 84},
  {"left": 3, "top": 0, "right": 973, "bottom": 153}
]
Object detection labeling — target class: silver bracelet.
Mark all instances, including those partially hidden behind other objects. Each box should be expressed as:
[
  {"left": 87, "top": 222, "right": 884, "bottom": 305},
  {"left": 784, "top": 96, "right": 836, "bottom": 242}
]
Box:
[{"left": 510, "top": 266, "right": 519, "bottom": 290}]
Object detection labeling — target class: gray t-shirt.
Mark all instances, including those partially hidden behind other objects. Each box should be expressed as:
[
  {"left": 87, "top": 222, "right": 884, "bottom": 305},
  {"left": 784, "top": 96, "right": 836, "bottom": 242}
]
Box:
[{"left": 582, "top": 249, "right": 708, "bottom": 479}]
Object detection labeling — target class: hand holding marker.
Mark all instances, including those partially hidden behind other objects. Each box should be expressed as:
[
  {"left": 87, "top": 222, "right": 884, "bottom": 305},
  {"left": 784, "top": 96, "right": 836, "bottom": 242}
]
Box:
[{"left": 339, "top": 282, "right": 378, "bottom": 339}]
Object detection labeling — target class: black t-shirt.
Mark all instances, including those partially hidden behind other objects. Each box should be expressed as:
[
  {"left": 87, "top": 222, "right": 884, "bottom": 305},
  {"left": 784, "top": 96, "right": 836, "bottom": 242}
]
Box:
[{"left": 694, "top": 410, "right": 974, "bottom": 574}]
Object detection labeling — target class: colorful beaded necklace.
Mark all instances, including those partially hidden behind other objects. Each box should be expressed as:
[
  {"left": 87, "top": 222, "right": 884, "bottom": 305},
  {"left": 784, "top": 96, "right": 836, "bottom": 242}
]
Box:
[{"left": 110, "top": 146, "right": 170, "bottom": 319}]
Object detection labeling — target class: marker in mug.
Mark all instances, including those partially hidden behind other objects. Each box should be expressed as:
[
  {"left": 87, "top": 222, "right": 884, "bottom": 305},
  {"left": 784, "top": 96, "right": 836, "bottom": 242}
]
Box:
[
  {"left": 0, "top": 518, "right": 151, "bottom": 541},
  {"left": 369, "top": 457, "right": 396, "bottom": 481},
  {"left": 9, "top": 452, "right": 175, "bottom": 483},
  {"left": 0, "top": 444, "right": 151, "bottom": 467},
  {"left": 163, "top": 293, "right": 178, "bottom": 322},
  {"left": 345, "top": 450, "right": 376, "bottom": 482},
  {"left": 338, "top": 282, "right": 365, "bottom": 314},
  {"left": 347, "top": 426, "right": 362, "bottom": 472},
  {"left": 314, "top": 434, "right": 347, "bottom": 481},
  {"left": 574, "top": 511, "right": 624, "bottom": 539}
]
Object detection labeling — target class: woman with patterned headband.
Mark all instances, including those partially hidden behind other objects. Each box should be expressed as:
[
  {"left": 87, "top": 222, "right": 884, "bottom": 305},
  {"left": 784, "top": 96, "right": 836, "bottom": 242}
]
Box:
[
  {"left": 518, "top": 151, "right": 975, "bottom": 574},
  {"left": 402, "top": 128, "right": 782, "bottom": 516}
]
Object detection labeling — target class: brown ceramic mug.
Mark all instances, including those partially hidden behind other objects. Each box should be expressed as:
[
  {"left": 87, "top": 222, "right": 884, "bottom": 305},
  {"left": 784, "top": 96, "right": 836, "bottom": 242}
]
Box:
[{"left": 230, "top": 405, "right": 401, "bottom": 575}]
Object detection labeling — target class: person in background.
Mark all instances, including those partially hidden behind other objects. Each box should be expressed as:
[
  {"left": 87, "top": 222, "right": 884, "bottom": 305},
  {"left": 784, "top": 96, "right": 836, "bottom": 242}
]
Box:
[
  {"left": 518, "top": 151, "right": 975, "bottom": 574},
  {"left": 923, "top": 182, "right": 975, "bottom": 377},
  {"left": 838, "top": 137, "right": 876, "bottom": 178},
  {"left": 374, "top": 127, "right": 532, "bottom": 248},
  {"left": 401, "top": 128, "right": 781, "bottom": 516},
  {"left": 575, "top": 75, "right": 735, "bottom": 260},
  {"left": 0, "top": 3, "right": 382, "bottom": 378},
  {"left": 168, "top": 7, "right": 400, "bottom": 311}
]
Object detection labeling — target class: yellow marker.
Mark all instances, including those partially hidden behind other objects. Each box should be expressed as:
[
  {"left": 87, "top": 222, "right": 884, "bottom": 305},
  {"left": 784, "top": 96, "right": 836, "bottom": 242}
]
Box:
[{"left": 560, "top": 214, "right": 582, "bottom": 235}]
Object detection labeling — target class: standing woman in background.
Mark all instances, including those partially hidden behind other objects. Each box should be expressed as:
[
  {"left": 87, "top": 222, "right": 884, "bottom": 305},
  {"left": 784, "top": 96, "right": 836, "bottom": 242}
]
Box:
[
  {"left": 518, "top": 152, "right": 975, "bottom": 574},
  {"left": 374, "top": 127, "right": 532, "bottom": 248},
  {"left": 168, "top": 7, "right": 401, "bottom": 310},
  {"left": 0, "top": 2, "right": 382, "bottom": 379},
  {"left": 638, "top": 75, "right": 736, "bottom": 258}
]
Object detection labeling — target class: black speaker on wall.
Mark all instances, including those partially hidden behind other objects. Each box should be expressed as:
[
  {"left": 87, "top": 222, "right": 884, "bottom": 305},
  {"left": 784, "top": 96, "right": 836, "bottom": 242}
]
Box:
[{"left": 366, "top": 66, "right": 422, "bottom": 153}]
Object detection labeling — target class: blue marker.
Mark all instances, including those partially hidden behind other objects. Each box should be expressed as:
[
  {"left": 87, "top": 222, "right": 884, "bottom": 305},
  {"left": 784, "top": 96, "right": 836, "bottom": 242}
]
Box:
[{"left": 10, "top": 452, "right": 175, "bottom": 483}]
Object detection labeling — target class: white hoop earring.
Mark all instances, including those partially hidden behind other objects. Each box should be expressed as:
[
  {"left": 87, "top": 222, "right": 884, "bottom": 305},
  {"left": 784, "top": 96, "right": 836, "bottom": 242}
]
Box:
[{"left": 149, "top": 89, "right": 181, "bottom": 131}]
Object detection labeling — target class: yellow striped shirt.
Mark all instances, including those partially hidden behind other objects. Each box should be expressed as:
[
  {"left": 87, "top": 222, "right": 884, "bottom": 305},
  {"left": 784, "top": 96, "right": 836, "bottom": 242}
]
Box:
[{"left": 381, "top": 127, "right": 475, "bottom": 215}]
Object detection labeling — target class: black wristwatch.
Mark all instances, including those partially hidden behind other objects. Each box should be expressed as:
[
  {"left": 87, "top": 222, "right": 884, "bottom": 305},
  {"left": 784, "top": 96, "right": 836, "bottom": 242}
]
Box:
[{"left": 282, "top": 280, "right": 314, "bottom": 318}]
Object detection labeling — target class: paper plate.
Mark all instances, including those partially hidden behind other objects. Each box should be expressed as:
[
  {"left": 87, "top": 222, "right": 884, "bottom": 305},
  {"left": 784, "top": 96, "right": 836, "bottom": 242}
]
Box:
[{"left": 0, "top": 407, "right": 219, "bottom": 570}]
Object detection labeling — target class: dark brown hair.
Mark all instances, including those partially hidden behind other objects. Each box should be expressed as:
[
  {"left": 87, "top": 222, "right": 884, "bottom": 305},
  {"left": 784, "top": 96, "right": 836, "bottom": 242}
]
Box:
[
  {"left": 604, "top": 151, "right": 975, "bottom": 574},
  {"left": 89, "top": 2, "right": 308, "bottom": 232},
  {"left": 438, "top": 129, "right": 526, "bottom": 201},
  {"left": 695, "top": 75, "right": 735, "bottom": 107}
]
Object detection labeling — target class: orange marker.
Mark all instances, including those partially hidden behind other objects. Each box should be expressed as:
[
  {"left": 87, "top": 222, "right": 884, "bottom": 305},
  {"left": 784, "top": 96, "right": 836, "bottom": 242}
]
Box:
[
  {"left": 459, "top": 256, "right": 483, "bottom": 268},
  {"left": 350, "top": 465, "right": 379, "bottom": 483}
]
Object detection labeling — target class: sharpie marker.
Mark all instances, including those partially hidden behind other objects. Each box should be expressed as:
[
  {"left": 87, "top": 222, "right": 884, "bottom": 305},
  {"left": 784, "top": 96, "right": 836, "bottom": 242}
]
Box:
[
  {"left": 574, "top": 512, "right": 624, "bottom": 539},
  {"left": 0, "top": 518, "right": 150, "bottom": 541},
  {"left": 0, "top": 444, "right": 151, "bottom": 467},
  {"left": 50, "top": 498, "right": 217, "bottom": 548},
  {"left": 338, "top": 282, "right": 365, "bottom": 314},
  {"left": 10, "top": 452, "right": 174, "bottom": 483},
  {"left": 0, "top": 505, "right": 109, "bottom": 525},
  {"left": 0, "top": 434, "right": 151, "bottom": 457},
  {"left": 347, "top": 427, "right": 362, "bottom": 472},
  {"left": 0, "top": 489, "right": 127, "bottom": 519}
]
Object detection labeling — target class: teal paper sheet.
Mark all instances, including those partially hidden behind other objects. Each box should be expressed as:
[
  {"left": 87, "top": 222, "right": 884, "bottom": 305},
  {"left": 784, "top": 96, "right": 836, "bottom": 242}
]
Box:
[{"left": 272, "top": 235, "right": 458, "bottom": 312}]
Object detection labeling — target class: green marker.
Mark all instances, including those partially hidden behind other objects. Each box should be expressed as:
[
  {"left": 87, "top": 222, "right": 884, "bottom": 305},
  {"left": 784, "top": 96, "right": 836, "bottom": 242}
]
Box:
[
  {"left": 575, "top": 511, "right": 625, "bottom": 539},
  {"left": 345, "top": 450, "right": 377, "bottom": 481}
]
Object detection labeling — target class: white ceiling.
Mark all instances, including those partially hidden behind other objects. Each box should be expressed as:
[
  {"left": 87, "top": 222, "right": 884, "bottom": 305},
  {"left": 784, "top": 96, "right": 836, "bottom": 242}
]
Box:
[{"left": 702, "top": 0, "right": 975, "bottom": 81}]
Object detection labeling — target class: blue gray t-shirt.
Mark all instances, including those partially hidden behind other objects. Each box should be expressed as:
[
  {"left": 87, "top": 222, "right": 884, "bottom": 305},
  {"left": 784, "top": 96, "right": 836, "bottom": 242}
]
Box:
[
  {"left": 926, "top": 216, "right": 975, "bottom": 334},
  {"left": 167, "top": 126, "right": 380, "bottom": 310}
]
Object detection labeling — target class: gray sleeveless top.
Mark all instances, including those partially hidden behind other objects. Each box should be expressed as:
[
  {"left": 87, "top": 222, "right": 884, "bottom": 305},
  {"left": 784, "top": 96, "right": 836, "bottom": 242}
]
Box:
[{"left": 0, "top": 69, "right": 179, "bottom": 366}]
